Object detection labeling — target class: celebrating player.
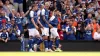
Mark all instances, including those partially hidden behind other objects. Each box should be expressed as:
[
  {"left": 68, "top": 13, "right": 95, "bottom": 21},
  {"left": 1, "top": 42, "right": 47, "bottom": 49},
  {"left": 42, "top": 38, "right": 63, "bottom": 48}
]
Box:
[
  {"left": 49, "top": 9, "right": 62, "bottom": 52},
  {"left": 28, "top": 4, "right": 42, "bottom": 52}
]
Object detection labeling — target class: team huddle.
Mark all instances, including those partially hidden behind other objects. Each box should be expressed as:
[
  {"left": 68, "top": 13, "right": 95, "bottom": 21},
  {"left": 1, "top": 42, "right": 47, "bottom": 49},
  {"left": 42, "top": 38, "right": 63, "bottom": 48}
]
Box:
[{"left": 26, "top": 2, "right": 62, "bottom": 52}]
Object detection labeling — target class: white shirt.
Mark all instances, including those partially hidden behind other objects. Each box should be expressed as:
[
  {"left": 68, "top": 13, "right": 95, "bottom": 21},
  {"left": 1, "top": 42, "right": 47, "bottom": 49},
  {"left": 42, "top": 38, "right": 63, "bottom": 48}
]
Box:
[
  {"left": 94, "top": 32, "right": 100, "bottom": 40},
  {"left": 30, "top": 11, "right": 34, "bottom": 18}
]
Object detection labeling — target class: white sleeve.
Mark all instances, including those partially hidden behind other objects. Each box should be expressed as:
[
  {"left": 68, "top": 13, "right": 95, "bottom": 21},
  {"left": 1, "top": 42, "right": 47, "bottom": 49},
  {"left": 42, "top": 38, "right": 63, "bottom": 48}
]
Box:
[
  {"left": 37, "top": 10, "right": 41, "bottom": 19},
  {"left": 17, "top": 30, "right": 21, "bottom": 36},
  {"left": 30, "top": 11, "right": 34, "bottom": 18},
  {"left": 49, "top": 16, "right": 55, "bottom": 21},
  {"left": 41, "top": 9, "right": 45, "bottom": 15},
  {"left": 37, "top": 10, "right": 41, "bottom": 16}
]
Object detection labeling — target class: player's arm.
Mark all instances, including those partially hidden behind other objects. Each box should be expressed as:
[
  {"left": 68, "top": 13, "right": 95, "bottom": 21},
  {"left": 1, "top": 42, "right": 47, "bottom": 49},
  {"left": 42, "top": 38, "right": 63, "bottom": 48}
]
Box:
[
  {"left": 24, "top": 6, "right": 32, "bottom": 17},
  {"left": 30, "top": 11, "right": 39, "bottom": 30},
  {"left": 49, "top": 20, "right": 58, "bottom": 26},
  {"left": 37, "top": 10, "right": 44, "bottom": 28},
  {"left": 37, "top": 18, "right": 44, "bottom": 28},
  {"left": 42, "top": 9, "right": 50, "bottom": 25}
]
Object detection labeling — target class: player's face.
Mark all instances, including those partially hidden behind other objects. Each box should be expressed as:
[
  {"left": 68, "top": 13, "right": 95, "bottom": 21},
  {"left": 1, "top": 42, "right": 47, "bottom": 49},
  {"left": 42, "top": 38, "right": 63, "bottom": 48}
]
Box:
[
  {"left": 34, "top": 5, "right": 38, "bottom": 11},
  {"left": 45, "top": 5, "right": 49, "bottom": 9}
]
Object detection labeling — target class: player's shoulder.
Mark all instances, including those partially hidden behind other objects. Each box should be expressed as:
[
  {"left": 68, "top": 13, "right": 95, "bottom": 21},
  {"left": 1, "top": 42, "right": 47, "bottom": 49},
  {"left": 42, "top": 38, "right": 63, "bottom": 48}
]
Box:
[{"left": 30, "top": 10, "right": 34, "bottom": 13}]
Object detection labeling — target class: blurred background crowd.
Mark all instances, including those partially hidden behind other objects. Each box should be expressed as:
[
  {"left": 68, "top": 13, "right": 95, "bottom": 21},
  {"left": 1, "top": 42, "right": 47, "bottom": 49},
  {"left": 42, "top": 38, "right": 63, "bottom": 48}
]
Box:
[{"left": 0, "top": 0, "right": 100, "bottom": 43}]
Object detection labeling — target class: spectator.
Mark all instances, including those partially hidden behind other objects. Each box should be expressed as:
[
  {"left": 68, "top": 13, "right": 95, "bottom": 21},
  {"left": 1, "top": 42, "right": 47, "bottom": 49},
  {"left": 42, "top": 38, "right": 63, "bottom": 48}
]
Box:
[
  {"left": 95, "top": 8, "right": 100, "bottom": 25},
  {"left": 66, "top": 20, "right": 76, "bottom": 40},
  {"left": 15, "top": 12, "right": 23, "bottom": 32},
  {"left": 3, "top": 0, "right": 14, "bottom": 16},
  {"left": 92, "top": 19, "right": 99, "bottom": 38},
  {"left": 84, "top": 24, "right": 93, "bottom": 40},
  {"left": 13, "top": 0, "right": 23, "bottom": 12},
  {"left": 84, "top": 13, "right": 92, "bottom": 26},
  {"left": 76, "top": 22, "right": 85, "bottom": 40},
  {"left": 94, "top": 27, "right": 100, "bottom": 40},
  {"left": 0, "top": 19, "right": 10, "bottom": 32},
  {"left": 0, "top": 29, "right": 9, "bottom": 43},
  {"left": 0, "top": 11, "right": 10, "bottom": 22},
  {"left": 9, "top": 18, "right": 21, "bottom": 40}
]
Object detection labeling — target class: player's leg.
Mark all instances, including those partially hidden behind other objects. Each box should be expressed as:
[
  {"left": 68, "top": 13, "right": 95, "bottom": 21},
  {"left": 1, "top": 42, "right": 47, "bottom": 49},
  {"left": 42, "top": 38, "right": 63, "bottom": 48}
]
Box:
[
  {"left": 48, "top": 33, "right": 54, "bottom": 52},
  {"left": 41, "top": 28, "right": 49, "bottom": 52},
  {"left": 50, "top": 28, "right": 62, "bottom": 52},
  {"left": 34, "top": 29, "right": 43, "bottom": 52},
  {"left": 28, "top": 29, "right": 36, "bottom": 52}
]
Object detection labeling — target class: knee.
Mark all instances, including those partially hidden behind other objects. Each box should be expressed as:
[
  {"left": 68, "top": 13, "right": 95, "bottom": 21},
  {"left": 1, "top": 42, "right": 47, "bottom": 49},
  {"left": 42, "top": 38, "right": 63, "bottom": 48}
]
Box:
[{"left": 43, "top": 36, "right": 48, "bottom": 40}]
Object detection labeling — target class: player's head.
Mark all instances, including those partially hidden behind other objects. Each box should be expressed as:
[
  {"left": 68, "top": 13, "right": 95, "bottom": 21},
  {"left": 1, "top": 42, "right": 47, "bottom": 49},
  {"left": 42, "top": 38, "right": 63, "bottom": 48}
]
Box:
[
  {"left": 40, "top": 4, "right": 44, "bottom": 9},
  {"left": 53, "top": 9, "right": 58, "bottom": 16},
  {"left": 32, "top": 4, "right": 38, "bottom": 11},
  {"left": 45, "top": 2, "right": 50, "bottom": 9}
]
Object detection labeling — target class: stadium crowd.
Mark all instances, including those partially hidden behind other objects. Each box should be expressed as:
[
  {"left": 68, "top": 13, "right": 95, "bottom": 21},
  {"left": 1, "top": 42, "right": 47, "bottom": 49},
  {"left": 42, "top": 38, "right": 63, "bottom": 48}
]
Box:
[{"left": 0, "top": 0, "right": 100, "bottom": 52}]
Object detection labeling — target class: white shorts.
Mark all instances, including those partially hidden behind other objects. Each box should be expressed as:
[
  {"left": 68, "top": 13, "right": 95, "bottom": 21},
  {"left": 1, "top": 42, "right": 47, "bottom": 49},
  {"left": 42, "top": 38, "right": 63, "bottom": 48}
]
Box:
[
  {"left": 41, "top": 28, "right": 49, "bottom": 36},
  {"left": 28, "top": 28, "right": 40, "bottom": 37},
  {"left": 50, "top": 28, "right": 59, "bottom": 38}
]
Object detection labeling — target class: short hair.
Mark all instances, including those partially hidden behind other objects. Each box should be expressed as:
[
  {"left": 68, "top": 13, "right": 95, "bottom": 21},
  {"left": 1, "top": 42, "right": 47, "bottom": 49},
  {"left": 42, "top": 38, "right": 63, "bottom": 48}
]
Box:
[
  {"left": 32, "top": 4, "right": 37, "bottom": 8},
  {"left": 45, "top": 2, "right": 50, "bottom": 6}
]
